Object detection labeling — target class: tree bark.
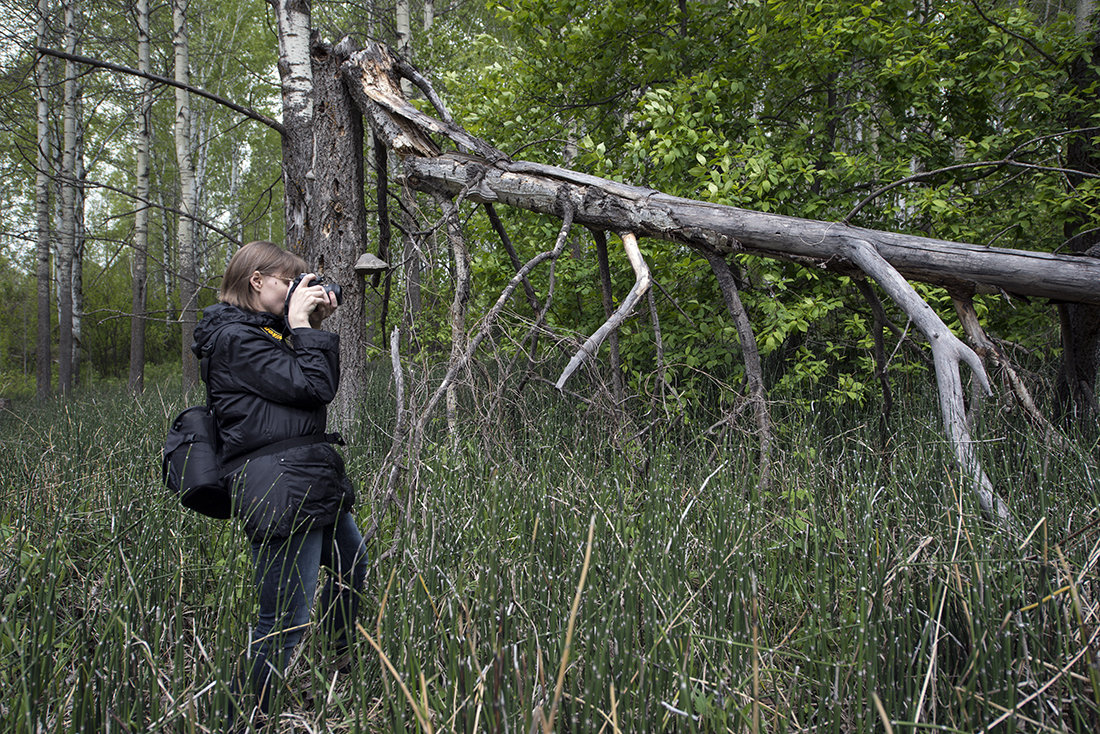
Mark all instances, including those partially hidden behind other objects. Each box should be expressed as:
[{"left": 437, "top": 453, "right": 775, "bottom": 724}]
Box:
[
  {"left": 396, "top": 0, "right": 413, "bottom": 97},
  {"left": 274, "top": 0, "right": 315, "bottom": 255},
  {"left": 1054, "top": 2, "right": 1100, "bottom": 419},
  {"left": 397, "top": 154, "right": 1100, "bottom": 305},
  {"left": 71, "top": 92, "right": 85, "bottom": 388},
  {"left": 57, "top": 0, "right": 79, "bottom": 396},
  {"left": 127, "top": 0, "right": 151, "bottom": 394},
  {"left": 373, "top": 130, "right": 394, "bottom": 344},
  {"left": 437, "top": 192, "right": 471, "bottom": 436},
  {"left": 173, "top": 0, "right": 199, "bottom": 392},
  {"left": 704, "top": 249, "right": 772, "bottom": 489},
  {"left": 400, "top": 182, "right": 423, "bottom": 350},
  {"left": 35, "top": 0, "right": 52, "bottom": 400},
  {"left": 309, "top": 37, "right": 370, "bottom": 431}
]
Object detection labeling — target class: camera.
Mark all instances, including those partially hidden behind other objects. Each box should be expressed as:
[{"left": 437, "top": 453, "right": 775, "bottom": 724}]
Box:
[{"left": 289, "top": 272, "right": 343, "bottom": 306}]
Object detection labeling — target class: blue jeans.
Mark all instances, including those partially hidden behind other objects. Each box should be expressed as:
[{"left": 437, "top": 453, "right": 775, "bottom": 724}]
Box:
[{"left": 248, "top": 512, "right": 367, "bottom": 713}]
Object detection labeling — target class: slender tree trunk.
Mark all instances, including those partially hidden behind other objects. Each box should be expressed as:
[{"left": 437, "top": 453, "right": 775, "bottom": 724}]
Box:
[
  {"left": 486, "top": 204, "right": 541, "bottom": 313},
  {"left": 273, "top": 0, "right": 314, "bottom": 254},
  {"left": 227, "top": 144, "right": 242, "bottom": 244},
  {"left": 374, "top": 131, "right": 394, "bottom": 344},
  {"left": 35, "top": 0, "right": 52, "bottom": 399},
  {"left": 71, "top": 93, "right": 85, "bottom": 387},
  {"left": 704, "top": 250, "right": 772, "bottom": 488},
  {"left": 593, "top": 229, "right": 624, "bottom": 403},
  {"left": 396, "top": 0, "right": 412, "bottom": 96},
  {"left": 401, "top": 190, "right": 422, "bottom": 349},
  {"left": 128, "top": 0, "right": 152, "bottom": 394},
  {"left": 57, "top": 0, "right": 79, "bottom": 396},
  {"left": 438, "top": 193, "right": 470, "bottom": 436},
  {"left": 160, "top": 185, "right": 174, "bottom": 312},
  {"left": 192, "top": 104, "right": 210, "bottom": 282},
  {"left": 1054, "top": 1, "right": 1100, "bottom": 421},
  {"left": 173, "top": 0, "right": 199, "bottom": 391}
]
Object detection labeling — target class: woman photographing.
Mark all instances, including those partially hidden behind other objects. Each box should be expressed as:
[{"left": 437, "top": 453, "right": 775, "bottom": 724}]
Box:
[{"left": 192, "top": 240, "right": 367, "bottom": 719}]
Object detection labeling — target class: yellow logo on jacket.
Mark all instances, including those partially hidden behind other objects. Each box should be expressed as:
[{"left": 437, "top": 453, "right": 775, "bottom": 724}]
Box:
[{"left": 261, "top": 326, "right": 284, "bottom": 342}]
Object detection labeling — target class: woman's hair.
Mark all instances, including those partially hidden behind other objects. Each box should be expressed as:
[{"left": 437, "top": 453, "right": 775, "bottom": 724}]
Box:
[{"left": 220, "top": 240, "right": 308, "bottom": 309}]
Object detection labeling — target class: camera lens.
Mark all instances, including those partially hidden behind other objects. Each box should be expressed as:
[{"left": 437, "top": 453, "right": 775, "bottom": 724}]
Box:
[{"left": 323, "top": 282, "right": 343, "bottom": 305}]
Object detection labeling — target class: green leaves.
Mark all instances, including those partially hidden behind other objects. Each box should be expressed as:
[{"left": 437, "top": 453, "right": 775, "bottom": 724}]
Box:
[{"left": 435, "top": 0, "right": 1080, "bottom": 408}]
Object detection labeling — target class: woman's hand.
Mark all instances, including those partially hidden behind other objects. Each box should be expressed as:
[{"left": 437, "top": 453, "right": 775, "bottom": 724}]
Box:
[{"left": 286, "top": 274, "right": 338, "bottom": 329}]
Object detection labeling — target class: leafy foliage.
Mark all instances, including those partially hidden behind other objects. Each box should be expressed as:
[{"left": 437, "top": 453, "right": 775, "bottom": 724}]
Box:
[{"left": 415, "top": 0, "right": 1096, "bottom": 406}]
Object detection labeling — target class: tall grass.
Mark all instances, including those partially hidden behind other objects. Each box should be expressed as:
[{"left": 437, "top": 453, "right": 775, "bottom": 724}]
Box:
[{"left": 1, "top": 372, "right": 1099, "bottom": 732}]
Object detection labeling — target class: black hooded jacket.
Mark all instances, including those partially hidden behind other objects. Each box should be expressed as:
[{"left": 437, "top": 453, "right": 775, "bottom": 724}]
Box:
[{"left": 192, "top": 302, "right": 354, "bottom": 542}]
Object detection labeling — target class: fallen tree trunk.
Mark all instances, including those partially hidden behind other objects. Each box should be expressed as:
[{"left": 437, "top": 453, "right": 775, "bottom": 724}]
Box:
[{"left": 402, "top": 155, "right": 1100, "bottom": 306}]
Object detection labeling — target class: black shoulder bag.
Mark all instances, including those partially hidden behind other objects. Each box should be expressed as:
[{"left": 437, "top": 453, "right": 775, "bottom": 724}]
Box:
[{"left": 161, "top": 333, "right": 232, "bottom": 519}]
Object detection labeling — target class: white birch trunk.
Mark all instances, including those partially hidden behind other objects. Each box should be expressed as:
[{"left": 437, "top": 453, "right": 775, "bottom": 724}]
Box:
[
  {"left": 396, "top": 0, "right": 413, "bottom": 97},
  {"left": 275, "top": 0, "right": 314, "bottom": 128},
  {"left": 1077, "top": 0, "right": 1097, "bottom": 35},
  {"left": 35, "top": 0, "right": 52, "bottom": 398},
  {"left": 57, "top": 0, "right": 79, "bottom": 396},
  {"left": 193, "top": 104, "right": 209, "bottom": 278},
  {"left": 173, "top": 0, "right": 199, "bottom": 391},
  {"left": 129, "top": 0, "right": 152, "bottom": 393},
  {"left": 72, "top": 94, "right": 85, "bottom": 387},
  {"left": 273, "top": 0, "right": 314, "bottom": 252}
]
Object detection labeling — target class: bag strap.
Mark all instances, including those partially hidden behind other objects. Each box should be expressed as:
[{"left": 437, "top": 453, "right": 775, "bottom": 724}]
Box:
[
  {"left": 199, "top": 324, "right": 231, "bottom": 411},
  {"left": 221, "top": 431, "right": 345, "bottom": 476}
]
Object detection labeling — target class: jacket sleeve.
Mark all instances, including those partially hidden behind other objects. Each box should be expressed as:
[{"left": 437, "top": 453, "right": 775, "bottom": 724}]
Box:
[{"left": 216, "top": 325, "right": 341, "bottom": 408}]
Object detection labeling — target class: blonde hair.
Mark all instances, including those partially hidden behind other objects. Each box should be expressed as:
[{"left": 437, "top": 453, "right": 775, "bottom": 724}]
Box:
[{"left": 219, "top": 241, "right": 308, "bottom": 310}]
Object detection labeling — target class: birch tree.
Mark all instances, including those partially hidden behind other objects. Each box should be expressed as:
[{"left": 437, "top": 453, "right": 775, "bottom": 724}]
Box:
[
  {"left": 57, "top": 0, "right": 80, "bottom": 395},
  {"left": 272, "top": 0, "right": 313, "bottom": 254},
  {"left": 128, "top": 0, "right": 152, "bottom": 394},
  {"left": 173, "top": 0, "right": 199, "bottom": 391},
  {"left": 70, "top": 91, "right": 84, "bottom": 388},
  {"left": 35, "top": 0, "right": 52, "bottom": 399}
]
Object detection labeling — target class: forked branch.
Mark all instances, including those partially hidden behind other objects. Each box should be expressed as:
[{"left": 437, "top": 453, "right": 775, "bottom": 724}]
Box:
[
  {"left": 556, "top": 232, "right": 651, "bottom": 390},
  {"left": 842, "top": 236, "right": 1010, "bottom": 523}
]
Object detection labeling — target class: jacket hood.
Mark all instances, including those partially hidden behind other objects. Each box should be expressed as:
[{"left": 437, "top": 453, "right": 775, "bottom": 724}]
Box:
[{"left": 191, "top": 303, "right": 285, "bottom": 358}]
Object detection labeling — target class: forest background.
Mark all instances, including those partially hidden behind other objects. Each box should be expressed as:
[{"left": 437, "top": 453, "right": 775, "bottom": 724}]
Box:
[{"left": 2, "top": 0, "right": 1100, "bottom": 732}]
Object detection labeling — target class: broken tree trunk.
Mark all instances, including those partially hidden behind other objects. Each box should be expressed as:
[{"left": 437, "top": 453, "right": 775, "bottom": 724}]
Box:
[
  {"left": 399, "top": 154, "right": 1100, "bottom": 306},
  {"left": 308, "top": 37, "right": 371, "bottom": 432},
  {"left": 341, "top": 39, "right": 1100, "bottom": 524}
]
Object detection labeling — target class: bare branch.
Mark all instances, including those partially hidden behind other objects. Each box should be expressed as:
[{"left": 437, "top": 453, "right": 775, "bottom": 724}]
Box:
[
  {"left": 842, "top": 236, "right": 1010, "bottom": 524},
  {"left": 34, "top": 46, "right": 285, "bottom": 135},
  {"left": 704, "top": 249, "right": 772, "bottom": 489},
  {"left": 556, "top": 232, "right": 651, "bottom": 390}
]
